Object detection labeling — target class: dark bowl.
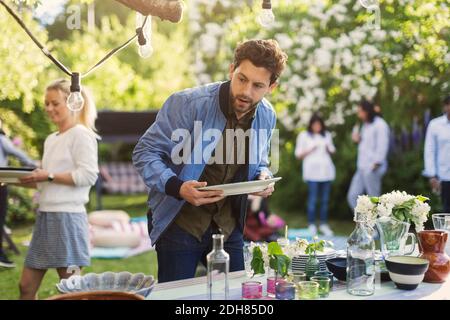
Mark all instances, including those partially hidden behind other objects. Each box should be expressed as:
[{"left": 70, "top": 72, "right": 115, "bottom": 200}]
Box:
[
  {"left": 325, "top": 258, "right": 347, "bottom": 281},
  {"left": 326, "top": 257, "right": 391, "bottom": 282}
]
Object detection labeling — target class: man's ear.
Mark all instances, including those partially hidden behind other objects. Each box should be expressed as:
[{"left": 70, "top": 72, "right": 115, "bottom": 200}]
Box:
[
  {"left": 229, "top": 63, "right": 235, "bottom": 80},
  {"left": 268, "top": 81, "right": 278, "bottom": 94}
]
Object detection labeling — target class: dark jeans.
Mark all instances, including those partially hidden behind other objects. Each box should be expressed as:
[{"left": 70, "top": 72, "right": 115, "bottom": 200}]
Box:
[
  {"left": 307, "top": 181, "right": 332, "bottom": 225},
  {"left": 442, "top": 181, "right": 450, "bottom": 213},
  {"left": 154, "top": 222, "right": 244, "bottom": 283},
  {"left": 0, "top": 185, "right": 7, "bottom": 253}
]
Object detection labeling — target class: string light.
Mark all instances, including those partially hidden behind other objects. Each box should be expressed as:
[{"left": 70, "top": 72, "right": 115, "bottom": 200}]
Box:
[
  {"left": 258, "top": 0, "right": 275, "bottom": 29},
  {"left": 136, "top": 13, "right": 153, "bottom": 58},
  {"left": 67, "top": 73, "right": 84, "bottom": 112}
]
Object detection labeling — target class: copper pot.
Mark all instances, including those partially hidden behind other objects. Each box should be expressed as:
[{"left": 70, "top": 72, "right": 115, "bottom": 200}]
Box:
[{"left": 418, "top": 230, "right": 450, "bottom": 283}]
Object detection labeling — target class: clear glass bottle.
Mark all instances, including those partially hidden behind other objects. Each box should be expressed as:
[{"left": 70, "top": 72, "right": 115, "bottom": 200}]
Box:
[
  {"left": 207, "top": 234, "right": 230, "bottom": 300},
  {"left": 346, "top": 212, "right": 375, "bottom": 296}
]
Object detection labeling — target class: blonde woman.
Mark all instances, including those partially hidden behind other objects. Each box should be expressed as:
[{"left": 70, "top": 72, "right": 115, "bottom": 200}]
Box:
[{"left": 18, "top": 79, "right": 99, "bottom": 300}]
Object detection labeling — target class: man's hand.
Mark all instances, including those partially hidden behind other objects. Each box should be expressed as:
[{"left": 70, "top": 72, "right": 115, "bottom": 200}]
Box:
[
  {"left": 179, "top": 180, "right": 225, "bottom": 207},
  {"left": 250, "top": 172, "right": 274, "bottom": 198},
  {"left": 429, "top": 177, "right": 441, "bottom": 193},
  {"left": 372, "top": 163, "right": 381, "bottom": 172},
  {"left": 19, "top": 168, "right": 49, "bottom": 184},
  {"left": 352, "top": 132, "right": 361, "bottom": 143}
]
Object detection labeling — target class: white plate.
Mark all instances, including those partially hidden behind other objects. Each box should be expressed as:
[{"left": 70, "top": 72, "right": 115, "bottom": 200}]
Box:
[
  {"left": 197, "top": 177, "right": 282, "bottom": 196},
  {"left": 0, "top": 167, "right": 34, "bottom": 183}
]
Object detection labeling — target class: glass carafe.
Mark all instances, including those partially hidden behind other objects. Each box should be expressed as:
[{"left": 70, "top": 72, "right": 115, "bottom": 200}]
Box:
[
  {"left": 207, "top": 234, "right": 230, "bottom": 300},
  {"left": 347, "top": 212, "right": 375, "bottom": 296}
]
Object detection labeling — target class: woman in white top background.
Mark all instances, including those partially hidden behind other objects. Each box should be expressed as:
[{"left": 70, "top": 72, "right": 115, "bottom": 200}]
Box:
[
  {"left": 295, "top": 114, "right": 336, "bottom": 236},
  {"left": 17, "top": 79, "right": 99, "bottom": 300}
]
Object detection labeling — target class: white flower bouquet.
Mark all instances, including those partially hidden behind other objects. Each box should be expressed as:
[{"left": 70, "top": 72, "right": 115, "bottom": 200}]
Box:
[{"left": 354, "top": 190, "right": 430, "bottom": 231}]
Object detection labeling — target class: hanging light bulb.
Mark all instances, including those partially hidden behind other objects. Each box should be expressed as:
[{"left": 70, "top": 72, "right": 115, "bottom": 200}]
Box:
[
  {"left": 359, "top": 0, "right": 378, "bottom": 9},
  {"left": 67, "top": 72, "right": 84, "bottom": 112},
  {"left": 258, "top": 0, "right": 275, "bottom": 28},
  {"left": 136, "top": 12, "right": 153, "bottom": 58}
]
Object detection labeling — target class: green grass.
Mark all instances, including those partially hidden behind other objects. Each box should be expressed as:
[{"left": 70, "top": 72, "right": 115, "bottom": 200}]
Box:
[
  {"left": 0, "top": 194, "right": 353, "bottom": 300},
  {"left": 0, "top": 194, "right": 155, "bottom": 300}
]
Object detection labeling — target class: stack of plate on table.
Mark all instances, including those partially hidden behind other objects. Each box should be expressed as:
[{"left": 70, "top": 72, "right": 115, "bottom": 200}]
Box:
[{"left": 291, "top": 247, "right": 337, "bottom": 273}]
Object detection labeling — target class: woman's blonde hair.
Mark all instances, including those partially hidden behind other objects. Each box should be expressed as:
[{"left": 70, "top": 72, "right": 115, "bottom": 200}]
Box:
[{"left": 46, "top": 78, "right": 98, "bottom": 134}]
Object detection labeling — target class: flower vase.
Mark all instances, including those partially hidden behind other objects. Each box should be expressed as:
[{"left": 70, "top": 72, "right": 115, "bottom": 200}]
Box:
[
  {"left": 376, "top": 216, "right": 417, "bottom": 258},
  {"left": 418, "top": 230, "right": 450, "bottom": 283},
  {"left": 305, "top": 255, "right": 320, "bottom": 280}
]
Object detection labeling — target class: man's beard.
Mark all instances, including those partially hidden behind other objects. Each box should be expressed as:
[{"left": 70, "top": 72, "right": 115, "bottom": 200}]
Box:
[{"left": 229, "top": 91, "right": 259, "bottom": 115}]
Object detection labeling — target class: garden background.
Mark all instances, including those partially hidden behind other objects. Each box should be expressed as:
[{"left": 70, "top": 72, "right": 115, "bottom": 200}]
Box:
[{"left": 0, "top": 0, "right": 449, "bottom": 299}]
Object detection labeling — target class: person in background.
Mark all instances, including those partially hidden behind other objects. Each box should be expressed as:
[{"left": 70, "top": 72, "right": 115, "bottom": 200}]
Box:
[
  {"left": 0, "top": 119, "right": 36, "bottom": 268},
  {"left": 347, "top": 100, "right": 390, "bottom": 210},
  {"left": 17, "top": 79, "right": 99, "bottom": 299},
  {"left": 423, "top": 95, "right": 450, "bottom": 212},
  {"left": 295, "top": 114, "right": 336, "bottom": 236}
]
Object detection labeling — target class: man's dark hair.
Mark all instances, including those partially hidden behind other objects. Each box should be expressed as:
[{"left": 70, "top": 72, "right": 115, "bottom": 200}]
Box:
[
  {"left": 358, "top": 99, "right": 377, "bottom": 123},
  {"left": 443, "top": 95, "right": 450, "bottom": 106},
  {"left": 233, "top": 39, "right": 288, "bottom": 85},
  {"left": 307, "top": 113, "right": 326, "bottom": 136}
]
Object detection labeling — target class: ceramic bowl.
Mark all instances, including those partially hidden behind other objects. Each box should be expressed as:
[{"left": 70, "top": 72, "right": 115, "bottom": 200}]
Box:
[
  {"left": 56, "top": 271, "right": 155, "bottom": 297},
  {"left": 325, "top": 257, "right": 391, "bottom": 282},
  {"left": 385, "top": 256, "right": 429, "bottom": 290},
  {"left": 325, "top": 257, "right": 347, "bottom": 281}
]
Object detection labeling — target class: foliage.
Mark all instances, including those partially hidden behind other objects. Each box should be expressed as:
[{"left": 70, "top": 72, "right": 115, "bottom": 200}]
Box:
[
  {"left": 304, "top": 238, "right": 327, "bottom": 257},
  {"left": 189, "top": 0, "right": 449, "bottom": 219},
  {"left": 250, "top": 241, "right": 291, "bottom": 277}
]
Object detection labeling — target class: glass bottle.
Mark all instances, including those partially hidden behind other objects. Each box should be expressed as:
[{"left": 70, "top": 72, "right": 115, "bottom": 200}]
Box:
[
  {"left": 305, "top": 254, "right": 320, "bottom": 280},
  {"left": 207, "top": 234, "right": 230, "bottom": 300},
  {"left": 346, "top": 212, "right": 375, "bottom": 296}
]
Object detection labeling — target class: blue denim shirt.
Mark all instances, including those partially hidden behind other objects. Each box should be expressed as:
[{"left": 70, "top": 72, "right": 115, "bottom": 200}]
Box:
[
  {"left": 132, "top": 82, "right": 276, "bottom": 244},
  {"left": 423, "top": 115, "right": 450, "bottom": 181}
]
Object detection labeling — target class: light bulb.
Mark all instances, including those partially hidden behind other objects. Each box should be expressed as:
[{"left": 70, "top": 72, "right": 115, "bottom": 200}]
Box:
[
  {"left": 67, "top": 72, "right": 84, "bottom": 112},
  {"left": 136, "top": 12, "right": 153, "bottom": 58},
  {"left": 359, "top": 0, "right": 378, "bottom": 9},
  {"left": 67, "top": 92, "right": 84, "bottom": 112},
  {"left": 138, "top": 43, "right": 154, "bottom": 58},
  {"left": 258, "top": 0, "right": 275, "bottom": 28}
]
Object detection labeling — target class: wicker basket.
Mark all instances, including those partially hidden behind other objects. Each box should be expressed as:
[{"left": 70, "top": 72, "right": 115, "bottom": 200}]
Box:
[
  {"left": 47, "top": 291, "right": 145, "bottom": 300},
  {"left": 114, "top": 0, "right": 184, "bottom": 23}
]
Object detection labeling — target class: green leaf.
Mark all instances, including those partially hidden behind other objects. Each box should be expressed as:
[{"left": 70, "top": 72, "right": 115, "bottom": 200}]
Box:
[
  {"left": 417, "top": 195, "right": 429, "bottom": 202},
  {"left": 250, "top": 247, "right": 265, "bottom": 275},
  {"left": 268, "top": 242, "right": 284, "bottom": 256},
  {"left": 370, "top": 197, "right": 380, "bottom": 204}
]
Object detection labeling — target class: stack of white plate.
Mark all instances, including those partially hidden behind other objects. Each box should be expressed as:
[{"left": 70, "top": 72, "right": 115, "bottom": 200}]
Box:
[{"left": 291, "top": 248, "right": 337, "bottom": 273}]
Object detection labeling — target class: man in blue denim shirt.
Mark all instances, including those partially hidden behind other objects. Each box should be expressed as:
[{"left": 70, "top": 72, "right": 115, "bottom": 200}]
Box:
[
  {"left": 133, "top": 40, "right": 287, "bottom": 282},
  {"left": 423, "top": 96, "right": 450, "bottom": 212}
]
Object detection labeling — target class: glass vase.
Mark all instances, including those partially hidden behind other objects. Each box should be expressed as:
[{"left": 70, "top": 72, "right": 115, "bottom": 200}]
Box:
[
  {"left": 305, "top": 255, "right": 320, "bottom": 280},
  {"left": 347, "top": 212, "right": 375, "bottom": 296}
]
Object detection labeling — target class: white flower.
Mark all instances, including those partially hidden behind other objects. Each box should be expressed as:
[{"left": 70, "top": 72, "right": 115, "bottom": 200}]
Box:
[
  {"left": 298, "top": 35, "right": 315, "bottom": 49},
  {"left": 354, "top": 195, "right": 377, "bottom": 223},
  {"left": 313, "top": 48, "right": 333, "bottom": 72},
  {"left": 275, "top": 33, "right": 294, "bottom": 50}
]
